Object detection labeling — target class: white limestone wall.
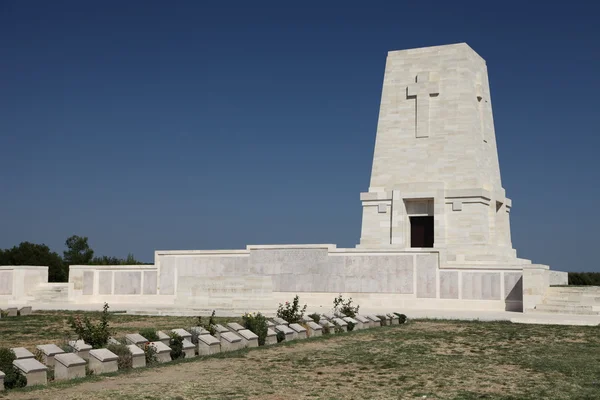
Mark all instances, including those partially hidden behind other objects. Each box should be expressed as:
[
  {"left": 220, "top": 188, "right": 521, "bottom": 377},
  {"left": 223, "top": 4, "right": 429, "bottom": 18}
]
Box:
[
  {"left": 153, "top": 245, "right": 523, "bottom": 313},
  {"left": 0, "top": 266, "right": 48, "bottom": 304},
  {"left": 548, "top": 270, "right": 568, "bottom": 286},
  {"left": 68, "top": 265, "right": 174, "bottom": 305}
]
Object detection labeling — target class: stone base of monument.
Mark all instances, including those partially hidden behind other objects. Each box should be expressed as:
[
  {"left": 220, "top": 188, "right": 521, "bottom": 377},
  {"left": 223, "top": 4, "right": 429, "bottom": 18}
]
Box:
[
  {"left": 332, "top": 318, "right": 348, "bottom": 332},
  {"left": 127, "top": 344, "right": 146, "bottom": 368},
  {"left": 54, "top": 353, "right": 86, "bottom": 381},
  {"left": 288, "top": 323, "right": 307, "bottom": 339},
  {"left": 157, "top": 331, "right": 171, "bottom": 346},
  {"left": 182, "top": 339, "right": 196, "bottom": 358},
  {"left": 275, "top": 325, "right": 295, "bottom": 341},
  {"left": 6, "top": 308, "right": 17, "bottom": 317},
  {"left": 36, "top": 344, "right": 65, "bottom": 367},
  {"left": 197, "top": 334, "right": 221, "bottom": 355},
  {"left": 69, "top": 340, "right": 92, "bottom": 360},
  {"left": 88, "top": 349, "right": 119, "bottom": 374},
  {"left": 150, "top": 341, "right": 172, "bottom": 363},
  {"left": 13, "top": 358, "right": 48, "bottom": 386},
  {"left": 172, "top": 329, "right": 192, "bottom": 342},
  {"left": 19, "top": 306, "right": 32, "bottom": 316},
  {"left": 125, "top": 333, "right": 148, "bottom": 347},
  {"left": 220, "top": 332, "right": 243, "bottom": 352},
  {"left": 307, "top": 321, "right": 322, "bottom": 337},
  {"left": 265, "top": 328, "right": 277, "bottom": 345},
  {"left": 11, "top": 347, "right": 34, "bottom": 360}
]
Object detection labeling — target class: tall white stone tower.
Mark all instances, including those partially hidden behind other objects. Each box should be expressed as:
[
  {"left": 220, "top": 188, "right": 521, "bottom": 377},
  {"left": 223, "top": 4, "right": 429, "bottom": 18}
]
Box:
[{"left": 359, "top": 43, "right": 526, "bottom": 266}]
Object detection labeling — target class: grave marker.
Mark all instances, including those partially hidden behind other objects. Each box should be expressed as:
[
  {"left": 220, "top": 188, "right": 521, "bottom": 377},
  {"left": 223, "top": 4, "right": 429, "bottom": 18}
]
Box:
[
  {"left": 171, "top": 329, "right": 192, "bottom": 342},
  {"left": 68, "top": 340, "right": 92, "bottom": 360},
  {"left": 275, "top": 325, "right": 295, "bottom": 341},
  {"left": 288, "top": 323, "right": 307, "bottom": 339},
  {"left": 125, "top": 333, "right": 148, "bottom": 346},
  {"left": 157, "top": 331, "right": 171, "bottom": 345},
  {"left": 11, "top": 347, "right": 34, "bottom": 360},
  {"left": 265, "top": 328, "right": 277, "bottom": 345},
  {"left": 54, "top": 353, "right": 86, "bottom": 381},
  {"left": 18, "top": 306, "right": 32, "bottom": 316},
  {"left": 13, "top": 358, "right": 48, "bottom": 386},
  {"left": 333, "top": 318, "right": 348, "bottom": 332},
  {"left": 126, "top": 344, "right": 146, "bottom": 368},
  {"left": 272, "top": 317, "right": 288, "bottom": 326},
  {"left": 226, "top": 322, "right": 245, "bottom": 332},
  {"left": 236, "top": 329, "right": 259, "bottom": 348},
  {"left": 307, "top": 321, "right": 322, "bottom": 337},
  {"left": 149, "top": 341, "right": 172, "bottom": 363},
  {"left": 88, "top": 348, "right": 119, "bottom": 374},
  {"left": 35, "top": 344, "right": 65, "bottom": 367},
  {"left": 220, "top": 331, "right": 243, "bottom": 352},
  {"left": 197, "top": 334, "right": 221, "bottom": 356},
  {"left": 182, "top": 339, "right": 196, "bottom": 358}
]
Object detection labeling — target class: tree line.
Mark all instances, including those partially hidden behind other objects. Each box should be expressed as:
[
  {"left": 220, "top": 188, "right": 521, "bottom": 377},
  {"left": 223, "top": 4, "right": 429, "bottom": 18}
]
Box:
[{"left": 0, "top": 235, "right": 144, "bottom": 282}]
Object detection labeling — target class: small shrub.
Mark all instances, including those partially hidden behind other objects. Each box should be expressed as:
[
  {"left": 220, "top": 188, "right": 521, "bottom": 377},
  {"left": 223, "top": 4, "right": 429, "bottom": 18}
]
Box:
[
  {"left": 0, "top": 310, "right": 8, "bottom": 318},
  {"left": 85, "top": 365, "right": 94, "bottom": 376},
  {"left": 276, "top": 331, "right": 286, "bottom": 343},
  {"left": 276, "top": 295, "right": 307, "bottom": 324},
  {"left": 68, "top": 303, "right": 112, "bottom": 349},
  {"left": 393, "top": 313, "right": 408, "bottom": 324},
  {"left": 376, "top": 315, "right": 388, "bottom": 326},
  {"left": 169, "top": 332, "right": 184, "bottom": 360},
  {"left": 242, "top": 312, "right": 268, "bottom": 346},
  {"left": 139, "top": 328, "right": 159, "bottom": 342},
  {"left": 33, "top": 348, "right": 44, "bottom": 363},
  {"left": 47, "top": 366, "right": 55, "bottom": 382},
  {"left": 333, "top": 294, "right": 360, "bottom": 318},
  {"left": 107, "top": 343, "right": 133, "bottom": 370},
  {"left": 197, "top": 310, "right": 217, "bottom": 336},
  {"left": 321, "top": 324, "right": 330, "bottom": 335},
  {"left": 308, "top": 313, "right": 320, "bottom": 323},
  {"left": 0, "top": 348, "right": 27, "bottom": 389},
  {"left": 143, "top": 342, "right": 159, "bottom": 365},
  {"left": 347, "top": 321, "right": 355, "bottom": 332}
]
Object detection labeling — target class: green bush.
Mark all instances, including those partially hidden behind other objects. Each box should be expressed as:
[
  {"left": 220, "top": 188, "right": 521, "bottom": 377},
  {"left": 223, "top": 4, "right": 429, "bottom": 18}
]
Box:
[
  {"left": 347, "top": 321, "right": 355, "bottom": 332},
  {"left": 169, "top": 333, "right": 184, "bottom": 360},
  {"left": 333, "top": 294, "right": 360, "bottom": 318},
  {"left": 197, "top": 310, "right": 217, "bottom": 336},
  {"left": 107, "top": 343, "right": 133, "bottom": 370},
  {"left": 276, "top": 295, "right": 307, "bottom": 324},
  {"left": 143, "top": 342, "right": 158, "bottom": 365},
  {"left": 242, "top": 312, "right": 268, "bottom": 346},
  {"left": 276, "top": 331, "right": 286, "bottom": 343},
  {"left": 0, "top": 348, "right": 27, "bottom": 389},
  {"left": 68, "top": 303, "right": 112, "bottom": 349},
  {"left": 393, "top": 313, "right": 408, "bottom": 324},
  {"left": 308, "top": 313, "right": 320, "bottom": 323},
  {"left": 568, "top": 272, "right": 600, "bottom": 286},
  {"left": 139, "top": 328, "right": 159, "bottom": 342}
]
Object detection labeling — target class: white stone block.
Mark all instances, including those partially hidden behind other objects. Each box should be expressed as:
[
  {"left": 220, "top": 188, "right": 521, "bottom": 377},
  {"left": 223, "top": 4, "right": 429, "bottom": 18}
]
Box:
[
  {"left": 11, "top": 347, "right": 34, "bottom": 360},
  {"left": 125, "top": 333, "right": 148, "bottom": 346},
  {"left": 182, "top": 339, "right": 196, "bottom": 358},
  {"left": 157, "top": 331, "right": 171, "bottom": 345},
  {"left": 149, "top": 341, "right": 172, "bottom": 363},
  {"left": 272, "top": 317, "right": 288, "bottom": 325},
  {"left": 307, "top": 321, "right": 322, "bottom": 337},
  {"left": 236, "top": 329, "right": 259, "bottom": 348},
  {"left": 274, "top": 325, "right": 295, "bottom": 341},
  {"left": 171, "top": 329, "right": 192, "bottom": 342},
  {"left": 35, "top": 344, "right": 65, "bottom": 367},
  {"left": 88, "top": 349, "right": 118, "bottom": 374},
  {"left": 68, "top": 340, "right": 92, "bottom": 360},
  {"left": 265, "top": 328, "right": 277, "bottom": 345},
  {"left": 288, "top": 323, "right": 307, "bottom": 339},
  {"left": 18, "top": 306, "right": 32, "bottom": 316},
  {"left": 342, "top": 316, "right": 360, "bottom": 330},
  {"left": 126, "top": 344, "right": 146, "bottom": 368},
  {"left": 54, "top": 353, "right": 86, "bottom": 381},
  {"left": 197, "top": 334, "right": 221, "bottom": 356},
  {"left": 213, "top": 324, "right": 229, "bottom": 340},
  {"left": 13, "top": 358, "right": 48, "bottom": 386},
  {"left": 366, "top": 315, "right": 382, "bottom": 327},
  {"left": 226, "top": 322, "right": 245, "bottom": 332},
  {"left": 333, "top": 318, "right": 348, "bottom": 332},
  {"left": 300, "top": 315, "right": 314, "bottom": 323},
  {"left": 6, "top": 308, "right": 17, "bottom": 317},
  {"left": 318, "top": 319, "right": 335, "bottom": 332},
  {"left": 190, "top": 326, "right": 209, "bottom": 336},
  {"left": 220, "top": 332, "right": 243, "bottom": 352},
  {"left": 354, "top": 315, "right": 370, "bottom": 329}
]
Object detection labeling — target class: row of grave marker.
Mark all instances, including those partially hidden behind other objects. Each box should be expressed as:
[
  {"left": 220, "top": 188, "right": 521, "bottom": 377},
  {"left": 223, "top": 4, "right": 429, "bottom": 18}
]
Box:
[
  {"left": 0, "top": 306, "right": 32, "bottom": 317},
  {"left": 0, "top": 313, "right": 398, "bottom": 390}
]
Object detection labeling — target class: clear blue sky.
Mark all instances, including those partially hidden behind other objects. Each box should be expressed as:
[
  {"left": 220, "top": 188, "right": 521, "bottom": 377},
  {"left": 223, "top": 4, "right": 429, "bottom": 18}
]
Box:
[{"left": 1, "top": 1, "right": 599, "bottom": 271}]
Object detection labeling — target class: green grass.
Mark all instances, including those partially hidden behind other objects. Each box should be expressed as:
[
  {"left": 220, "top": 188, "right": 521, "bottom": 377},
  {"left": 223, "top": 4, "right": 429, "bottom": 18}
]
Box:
[{"left": 2, "top": 314, "right": 600, "bottom": 399}]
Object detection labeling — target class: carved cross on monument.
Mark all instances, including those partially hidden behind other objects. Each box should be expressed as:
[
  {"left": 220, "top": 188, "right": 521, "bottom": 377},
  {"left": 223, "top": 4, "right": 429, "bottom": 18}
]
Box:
[{"left": 407, "top": 72, "right": 439, "bottom": 138}]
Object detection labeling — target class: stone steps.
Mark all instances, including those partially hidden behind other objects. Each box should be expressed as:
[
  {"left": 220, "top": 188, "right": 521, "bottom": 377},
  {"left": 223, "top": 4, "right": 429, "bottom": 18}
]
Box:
[
  {"left": 533, "top": 304, "right": 600, "bottom": 315},
  {"left": 31, "top": 283, "right": 69, "bottom": 303}
]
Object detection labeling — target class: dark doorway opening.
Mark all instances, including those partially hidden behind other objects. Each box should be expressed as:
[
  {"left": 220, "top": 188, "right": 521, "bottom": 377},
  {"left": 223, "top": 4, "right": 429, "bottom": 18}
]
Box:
[{"left": 410, "top": 216, "right": 434, "bottom": 248}]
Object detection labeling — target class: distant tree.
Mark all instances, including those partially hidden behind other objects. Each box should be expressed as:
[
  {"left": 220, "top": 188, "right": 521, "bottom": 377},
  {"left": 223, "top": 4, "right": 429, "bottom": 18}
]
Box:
[
  {"left": 0, "top": 242, "right": 67, "bottom": 282},
  {"left": 89, "top": 253, "right": 142, "bottom": 265},
  {"left": 63, "top": 235, "right": 94, "bottom": 266}
]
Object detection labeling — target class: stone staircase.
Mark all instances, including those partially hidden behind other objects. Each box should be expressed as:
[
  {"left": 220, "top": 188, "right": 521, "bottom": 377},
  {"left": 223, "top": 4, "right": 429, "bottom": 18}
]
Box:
[
  {"left": 533, "top": 286, "right": 600, "bottom": 315},
  {"left": 30, "top": 283, "right": 70, "bottom": 303}
]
